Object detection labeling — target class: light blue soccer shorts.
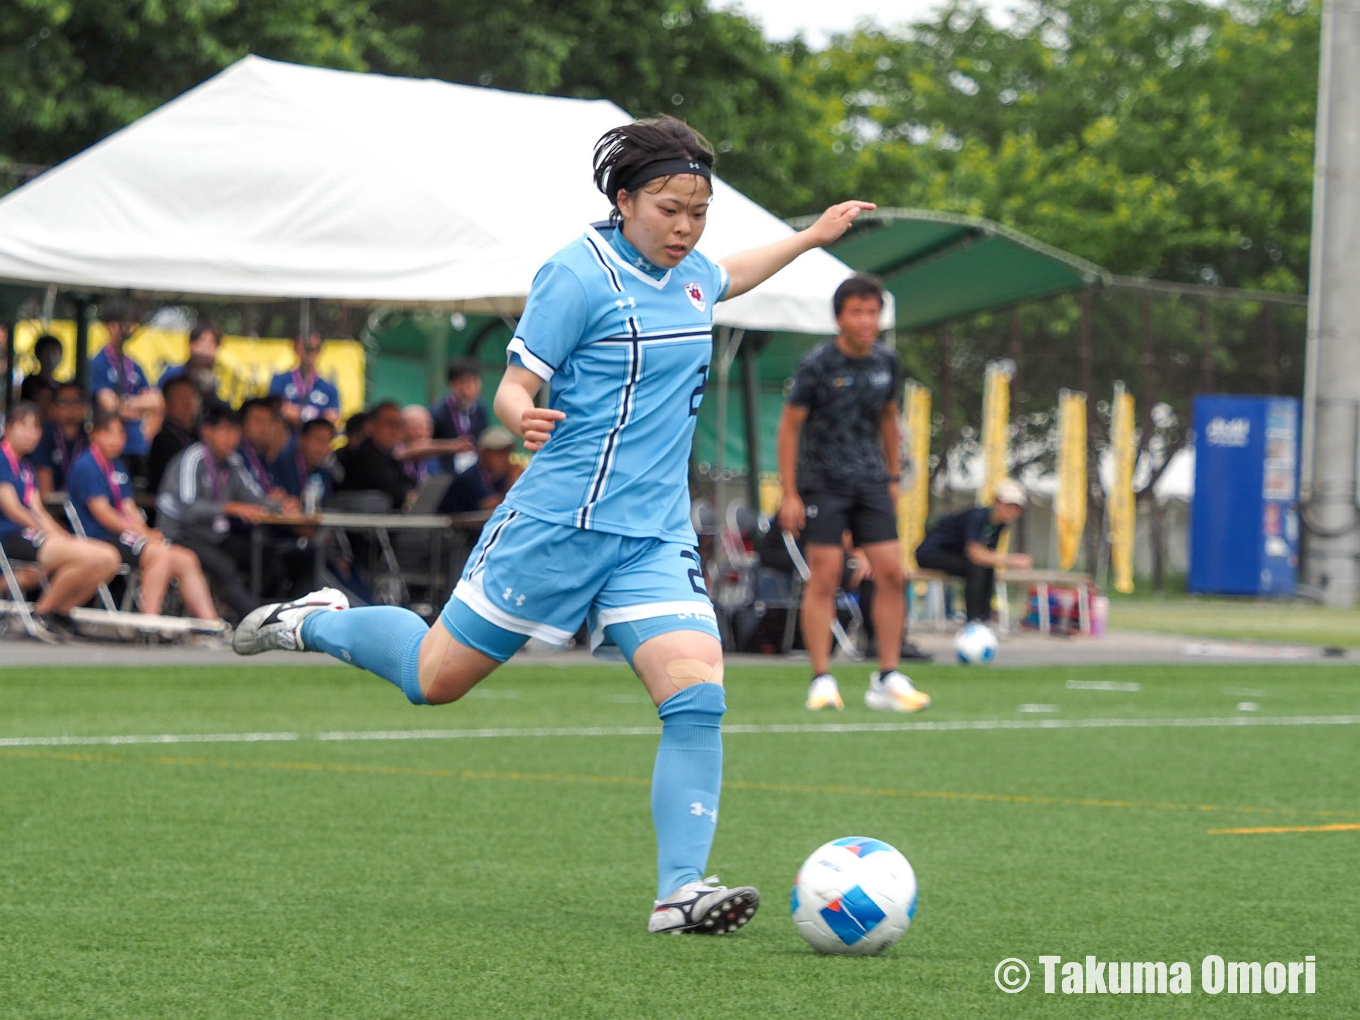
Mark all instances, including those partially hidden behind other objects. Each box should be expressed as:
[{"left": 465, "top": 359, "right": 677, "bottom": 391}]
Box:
[{"left": 440, "top": 505, "right": 721, "bottom": 666}]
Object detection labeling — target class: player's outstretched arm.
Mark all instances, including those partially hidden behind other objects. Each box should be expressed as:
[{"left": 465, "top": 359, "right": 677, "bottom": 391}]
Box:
[
  {"left": 719, "top": 200, "right": 875, "bottom": 301},
  {"left": 495, "top": 365, "right": 566, "bottom": 452}
]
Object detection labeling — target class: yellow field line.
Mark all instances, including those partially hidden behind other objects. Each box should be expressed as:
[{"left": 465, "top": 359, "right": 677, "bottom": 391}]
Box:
[
  {"left": 5, "top": 747, "right": 1356, "bottom": 822},
  {"left": 1206, "top": 823, "right": 1360, "bottom": 835}
]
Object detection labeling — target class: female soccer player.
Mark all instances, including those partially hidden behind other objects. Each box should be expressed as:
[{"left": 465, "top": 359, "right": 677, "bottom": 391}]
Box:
[{"left": 235, "top": 116, "right": 873, "bottom": 935}]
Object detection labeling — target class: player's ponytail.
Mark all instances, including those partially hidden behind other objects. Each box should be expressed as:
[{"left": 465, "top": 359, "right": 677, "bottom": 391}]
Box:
[{"left": 593, "top": 116, "right": 716, "bottom": 221}]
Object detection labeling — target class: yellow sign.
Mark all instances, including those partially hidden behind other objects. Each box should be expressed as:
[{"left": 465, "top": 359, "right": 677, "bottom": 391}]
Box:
[
  {"left": 13, "top": 321, "right": 365, "bottom": 419},
  {"left": 978, "top": 361, "right": 1012, "bottom": 557},
  {"left": 1108, "top": 382, "right": 1137, "bottom": 594},
  {"left": 898, "top": 381, "right": 931, "bottom": 571},
  {"left": 1054, "top": 389, "right": 1088, "bottom": 571}
]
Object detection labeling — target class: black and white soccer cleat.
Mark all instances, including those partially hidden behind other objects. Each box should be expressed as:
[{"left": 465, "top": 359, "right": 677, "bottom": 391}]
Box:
[{"left": 648, "top": 877, "right": 760, "bottom": 935}]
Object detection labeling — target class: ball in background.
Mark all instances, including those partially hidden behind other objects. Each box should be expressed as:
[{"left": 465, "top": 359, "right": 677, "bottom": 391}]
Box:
[
  {"left": 954, "top": 621, "right": 999, "bottom": 664},
  {"left": 791, "top": 836, "right": 918, "bottom": 955}
]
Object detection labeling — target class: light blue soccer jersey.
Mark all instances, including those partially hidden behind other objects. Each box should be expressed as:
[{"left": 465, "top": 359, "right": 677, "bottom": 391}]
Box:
[{"left": 504, "top": 222, "right": 728, "bottom": 544}]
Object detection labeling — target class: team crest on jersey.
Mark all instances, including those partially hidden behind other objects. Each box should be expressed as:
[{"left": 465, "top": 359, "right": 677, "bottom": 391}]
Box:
[{"left": 685, "top": 281, "right": 706, "bottom": 312}]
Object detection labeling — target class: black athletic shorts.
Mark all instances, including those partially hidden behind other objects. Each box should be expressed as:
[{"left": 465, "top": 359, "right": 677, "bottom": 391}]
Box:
[
  {"left": 99, "top": 532, "right": 146, "bottom": 570},
  {"left": 799, "top": 484, "right": 898, "bottom": 547},
  {"left": 1, "top": 528, "right": 47, "bottom": 563}
]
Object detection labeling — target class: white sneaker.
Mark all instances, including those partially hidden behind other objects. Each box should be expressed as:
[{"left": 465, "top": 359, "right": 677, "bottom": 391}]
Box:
[
  {"left": 806, "top": 674, "right": 844, "bottom": 711},
  {"left": 865, "top": 670, "right": 932, "bottom": 713},
  {"left": 648, "top": 876, "right": 760, "bottom": 935},
  {"left": 232, "top": 587, "right": 349, "bottom": 655}
]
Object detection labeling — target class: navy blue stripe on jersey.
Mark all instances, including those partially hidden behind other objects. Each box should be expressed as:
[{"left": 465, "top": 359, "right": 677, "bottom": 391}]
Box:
[
  {"left": 595, "top": 328, "right": 712, "bottom": 345},
  {"left": 584, "top": 235, "right": 624, "bottom": 293},
  {"left": 579, "top": 340, "right": 643, "bottom": 529},
  {"left": 469, "top": 509, "right": 519, "bottom": 578}
]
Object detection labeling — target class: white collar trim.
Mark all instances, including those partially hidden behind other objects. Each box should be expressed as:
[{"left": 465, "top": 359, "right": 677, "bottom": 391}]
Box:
[{"left": 585, "top": 225, "right": 671, "bottom": 290}]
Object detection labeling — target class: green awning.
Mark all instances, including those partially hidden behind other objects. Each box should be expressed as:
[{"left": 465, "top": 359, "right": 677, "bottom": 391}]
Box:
[{"left": 799, "top": 208, "right": 1110, "bottom": 332}]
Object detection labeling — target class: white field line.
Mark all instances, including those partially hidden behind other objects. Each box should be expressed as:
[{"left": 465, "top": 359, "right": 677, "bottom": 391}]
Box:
[{"left": 1, "top": 715, "right": 1358, "bottom": 749}]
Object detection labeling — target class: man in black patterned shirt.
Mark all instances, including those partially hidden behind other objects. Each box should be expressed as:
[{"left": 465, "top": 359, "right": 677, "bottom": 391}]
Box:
[{"left": 777, "top": 276, "right": 931, "bottom": 714}]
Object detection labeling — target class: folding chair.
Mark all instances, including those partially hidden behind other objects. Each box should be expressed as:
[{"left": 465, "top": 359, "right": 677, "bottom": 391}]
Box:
[
  {"left": 0, "top": 539, "right": 57, "bottom": 642},
  {"left": 64, "top": 500, "right": 138, "bottom": 613},
  {"left": 780, "top": 529, "right": 863, "bottom": 660}
]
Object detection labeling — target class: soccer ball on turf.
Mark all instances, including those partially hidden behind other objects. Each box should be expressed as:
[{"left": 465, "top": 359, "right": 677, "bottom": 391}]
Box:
[
  {"left": 790, "top": 836, "right": 918, "bottom": 955},
  {"left": 954, "top": 622, "right": 998, "bottom": 664}
]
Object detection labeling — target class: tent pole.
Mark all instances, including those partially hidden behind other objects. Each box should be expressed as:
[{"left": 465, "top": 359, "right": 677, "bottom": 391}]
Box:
[
  {"left": 712, "top": 328, "right": 745, "bottom": 528},
  {"left": 1, "top": 316, "right": 14, "bottom": 421},
  {"left": 72, "top": 296, "right": 91, "bottom": 395},
  {"left": 299, "top": 297, "right": 312, "bottom": 339},
  {"left": 741, "top": 339, "right": 762, "bottom": 509},
  {"left": 427, "top": 313, "right": 451, "bottom": 406}
]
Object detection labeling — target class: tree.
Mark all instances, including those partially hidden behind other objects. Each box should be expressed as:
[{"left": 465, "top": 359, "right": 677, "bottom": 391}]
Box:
[
  {"left": 794, "top": 0, "right": 1319, "bottom": 291},
  {"left": 370, "top": 0, "right": 826, "bottom": 213},
  {"left": 0, "top": 0, "right": 405, "bottom": 173}
]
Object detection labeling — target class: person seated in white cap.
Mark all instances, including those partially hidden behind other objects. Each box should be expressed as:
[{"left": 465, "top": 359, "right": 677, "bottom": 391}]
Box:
[
  {"left": 914, "top": 479, "right": 1031, "bottom": 623},
  {"left": 438, "top": 427, "right": 519, "bottom": 514}
]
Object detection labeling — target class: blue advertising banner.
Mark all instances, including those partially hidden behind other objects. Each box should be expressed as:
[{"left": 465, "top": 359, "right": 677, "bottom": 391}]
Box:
[{"left": 1188, "top": 395, "right": 1299, "bottom": 596}]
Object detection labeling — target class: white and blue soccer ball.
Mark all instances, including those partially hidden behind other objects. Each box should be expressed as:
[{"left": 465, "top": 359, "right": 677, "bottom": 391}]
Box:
[
  {"left": 791, "top": 836, "right": 918, "bottom": 955},
  {"left": 954, "top": 622, "right": 999, "bottom": 664}
]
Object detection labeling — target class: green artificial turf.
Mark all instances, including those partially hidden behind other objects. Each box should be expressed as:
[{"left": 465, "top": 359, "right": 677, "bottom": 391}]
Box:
[
  {"left": 1, "top": 661, "right": 1356, "bottom": 1019},
  {"left": 1106, "top": 596, "right": 1360, "bottom": 649}
]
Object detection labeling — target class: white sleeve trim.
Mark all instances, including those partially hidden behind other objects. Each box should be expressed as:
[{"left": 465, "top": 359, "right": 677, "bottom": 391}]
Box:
[
  {"left": 507, "top": 337, "right": 554, "bottom": 382},
  {"left": 717, "top": 263, "right": 731, "bottom": 302}
]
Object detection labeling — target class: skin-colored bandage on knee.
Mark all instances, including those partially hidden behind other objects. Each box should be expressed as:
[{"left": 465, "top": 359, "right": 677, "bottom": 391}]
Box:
[{"left": 663, "top": 658, "right": 724, "bottom": 693}]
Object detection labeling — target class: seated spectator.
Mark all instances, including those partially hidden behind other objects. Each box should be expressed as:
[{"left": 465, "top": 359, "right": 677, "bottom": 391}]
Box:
[
  {"left": 429, "top": 359, "right": 487, "bottom": 470},
  {"left": 89, "top": 301, "right": 163, "bottom": 484},
  {"left": 398, "top": 404, "right": 466, "bottom": 485},
  {"left": 67, "top": 411, "right": 222, "bottom": 622},
  {"left": 269, "top": 331, "right": 341, "bottom": 426},
  {"left": 33, "top": 383, "right": 87, "bottom": 499},
  {"left": 335, "top": 401, "right": 412, "bottom": 510},
  {"left": 19, "top": 333, "right": 64, "bottom": 412},
  {"left": 275, "top": 417, "right": 339, "bottom": 504},
  {"left": 0, "top": 401, "right": 120, "bottom": 636},
  {"left": 155, "top": 405, "right": 284, "bottom": 622},
  {"left": 147, "top": 375, "right": 201, "bottom": 496},
  {"left": 438, "top": 427, "right": 518, "bottom": 513},
  {"left": 158, "top": 320, "right": 231, "bottom": 414},
  {"left": 915, "top": 481, "right": 1031, "bottom": 623},
  {"left": 237, "top": 397, "right": 288, "bottom": 500}
]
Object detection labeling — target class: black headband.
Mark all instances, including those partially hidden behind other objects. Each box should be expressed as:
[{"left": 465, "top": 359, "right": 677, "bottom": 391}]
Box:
[{"left": 619, "top": 157, "right": 712, "bottom": 193}]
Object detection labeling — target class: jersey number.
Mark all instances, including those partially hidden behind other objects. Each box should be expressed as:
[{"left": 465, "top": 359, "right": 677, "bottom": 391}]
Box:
[
  {"left": 679, "top": 549, "right": 707, "bottom": 594},
  {"left": 689, "top": 365, "right": 709, "bottom": 417}
]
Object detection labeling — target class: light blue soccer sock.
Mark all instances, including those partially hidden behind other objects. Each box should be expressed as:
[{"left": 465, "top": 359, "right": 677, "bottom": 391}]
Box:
[
  {"left": 300, "top": 607, "right": 429, "bottom": 705},
  {"left": 651, "top": 683, "right": 726, "bottom": 900}
]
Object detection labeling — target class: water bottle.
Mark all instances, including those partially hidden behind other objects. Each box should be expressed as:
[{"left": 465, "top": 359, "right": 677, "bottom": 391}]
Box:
[{"left": 303, "top": 476, "right": 323, "bottom": 515}]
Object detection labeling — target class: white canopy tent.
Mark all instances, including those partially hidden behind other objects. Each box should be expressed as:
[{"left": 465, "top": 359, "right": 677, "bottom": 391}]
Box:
[{"left": 0, "top": 55, "right": 887, "bottom": 335}]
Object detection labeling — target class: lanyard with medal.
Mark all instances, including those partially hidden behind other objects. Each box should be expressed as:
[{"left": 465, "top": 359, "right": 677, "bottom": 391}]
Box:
[
  {"left": 446, "top": 395, "right": 473, "bottom": 437},
  {"left": 204, "top": 448, "right": 232, "bottom": 535},
  {"left": 91, "top": 446, "right": 132, "bottom": 530},
  {"left": 1, "top": 439, "right": 34, "bottom": 510}
]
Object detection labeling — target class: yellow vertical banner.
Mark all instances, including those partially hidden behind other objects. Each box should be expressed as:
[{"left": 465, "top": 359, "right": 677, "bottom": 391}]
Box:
[
  {"left": 1108, "top": 382, "right": 1137, "bottom": 594},
  {"left": 978, "top": 361, "right": 1012, "bottom": 557},
  {"left": 1054, "top": 389, "right": 1088, "bottom": 571},
  {"left": 897, "top": 381, "right": 931, "bottom": 571}
]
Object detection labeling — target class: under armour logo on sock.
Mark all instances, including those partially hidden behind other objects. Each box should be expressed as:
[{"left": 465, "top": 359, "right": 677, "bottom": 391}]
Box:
[{"left": 689, "top": 802, "right": 717, "bottom": 822}]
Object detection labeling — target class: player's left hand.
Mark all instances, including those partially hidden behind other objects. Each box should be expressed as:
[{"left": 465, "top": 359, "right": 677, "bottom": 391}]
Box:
[{"left": 803, "top": 201, "right": 877, "bottom": 248}]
